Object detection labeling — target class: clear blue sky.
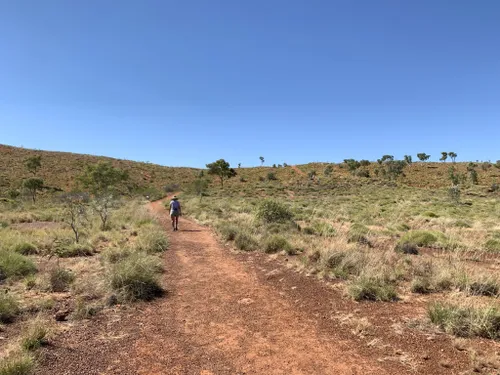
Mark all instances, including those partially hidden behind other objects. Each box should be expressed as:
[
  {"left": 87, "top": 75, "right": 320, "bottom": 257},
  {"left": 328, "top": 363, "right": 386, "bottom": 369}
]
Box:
[{"left": 1, "top": 0, "right": 499, "bottom": 167}]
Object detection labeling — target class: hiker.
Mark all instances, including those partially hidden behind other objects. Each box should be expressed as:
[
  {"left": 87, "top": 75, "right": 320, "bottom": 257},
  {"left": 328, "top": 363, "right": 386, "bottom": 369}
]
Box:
[{"left": 169, "top": 195, "right": 181, "bottom": 231}]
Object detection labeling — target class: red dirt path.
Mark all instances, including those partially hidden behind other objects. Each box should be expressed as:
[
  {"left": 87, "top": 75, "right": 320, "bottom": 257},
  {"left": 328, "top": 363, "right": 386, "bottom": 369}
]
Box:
[{"left": 35, "top": 198, "right": 485, "bottom": 375}]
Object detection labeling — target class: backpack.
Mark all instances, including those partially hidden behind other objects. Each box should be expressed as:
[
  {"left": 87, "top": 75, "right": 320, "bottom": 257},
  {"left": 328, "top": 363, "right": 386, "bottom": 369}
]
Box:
[{"left": 171, "top": 200, "right": 180, "bottom": 211}]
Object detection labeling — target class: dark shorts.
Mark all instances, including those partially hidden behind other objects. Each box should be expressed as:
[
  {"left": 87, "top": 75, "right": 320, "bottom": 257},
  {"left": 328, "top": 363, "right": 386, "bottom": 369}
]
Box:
[{"left": 170, "top": 210, "right": 180, "bottom": 217}]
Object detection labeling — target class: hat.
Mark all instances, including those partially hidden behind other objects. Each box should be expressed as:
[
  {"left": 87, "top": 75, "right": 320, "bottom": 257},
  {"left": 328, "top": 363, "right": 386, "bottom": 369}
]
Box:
[{"left": 172, "top": 195, "right": 178, "bottom": 200}]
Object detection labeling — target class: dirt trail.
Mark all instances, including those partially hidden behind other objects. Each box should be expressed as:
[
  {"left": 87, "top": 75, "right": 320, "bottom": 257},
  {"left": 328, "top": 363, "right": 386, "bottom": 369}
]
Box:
[
  {"left": 36, "top": 198, "right": 475, "bottom": 375},
  {"left": 291, "top": 165, "right": 306, "bottom": 176}
]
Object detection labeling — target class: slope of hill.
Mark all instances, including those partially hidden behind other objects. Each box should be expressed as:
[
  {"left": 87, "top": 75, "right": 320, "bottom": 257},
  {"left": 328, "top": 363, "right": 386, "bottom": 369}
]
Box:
[
  {"left": 0, "top": 144, "right": 199, "bottom": 195},
  {"left": 1, "top": 144, "right": 499, "bottom": 198}
]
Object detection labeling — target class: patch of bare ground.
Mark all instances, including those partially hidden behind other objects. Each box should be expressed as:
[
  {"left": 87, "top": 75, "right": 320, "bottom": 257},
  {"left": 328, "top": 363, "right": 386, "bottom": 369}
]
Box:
[{"left": 34, "top": 199, "right": 498, "bottom": 374}]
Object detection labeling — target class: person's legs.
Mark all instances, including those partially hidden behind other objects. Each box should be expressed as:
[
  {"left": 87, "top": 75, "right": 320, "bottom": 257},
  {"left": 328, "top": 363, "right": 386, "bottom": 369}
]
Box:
[
  {"left": 171, "top": 215, "right": 175, "bottom": 230},
  {"left": 174, "top": 216, "right": 179, "bottom": 231}
]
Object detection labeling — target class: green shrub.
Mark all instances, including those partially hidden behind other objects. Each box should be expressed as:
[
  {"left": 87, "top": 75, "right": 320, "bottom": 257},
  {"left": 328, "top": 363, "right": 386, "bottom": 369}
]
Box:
[
  {"left": 399, "top": 230, "right": 440, "bottom": 247},
  {"left": 348, "top": 277, "right": 398, "bottom": 302},
  {"left": 0, "top": 251, "right": 37, "bottom": 280},
  {"left": 484, "top": 239, "right": 500, "bottom": 252},
  {"left": 12, "top": 242, "right": 37, "bottom": 256},
  {"left": 348, "top": 224, "right": 371, "bottom": 246},
  {"left": 234, "top": 232, "right": 258, "bottom": 252},
  {"left": 396, "top": 223, "right": 410, "bottom": 232},
  {"left": 395, "top": 242, "right": 418, "bottom": 255},
  {"left": 311, "top": 222, "right": 337, "bottom": 237},
  {"left": 109, "top": 252, "right": 163, "bottom": 301},
  {"left": 302, "top": 227, "right": 315, "bottom": 235},
  {"left": 461, "top": 278, "right": 499, "bottom": 297},
  {"left": 255, "top": 200, "right": 293, "bottom": 223},
  {"left": 423, "top": 211, "right": 439, "bottom": 218},
  {"left": 428, "top": 303, "right": 500, "bottom": 340},
  {"left": 264, "top": 235, "right": 292, "bottom": 254},
  {"left": 218, "top": 225, "right": 239, "bottom": 241},
  {"left": 21, "top": 321, "right": 48, "bottom": 351},
  {"left": 48, "top": 267, "right": 75, "bottom": 292},
  {"left": 56, "top": 243, "right": 94, "bottom": 257},
  {"left": 135, "top": 226, "right": 169, "bottom": 254},
  {"left": 101, "top": 247, "right": 132, "bottom": 264},
  {"left": 411, "top": 277, "right": 432, "bottom": 294},
  {"left": 0, "top": 353, "right": 34, "bottom": 375},
  {"left": 267, "top": 172, "right": 277, "bottom": 181},
  {"left": 0, "top": 293, "right": 20, "bottom": 323}
]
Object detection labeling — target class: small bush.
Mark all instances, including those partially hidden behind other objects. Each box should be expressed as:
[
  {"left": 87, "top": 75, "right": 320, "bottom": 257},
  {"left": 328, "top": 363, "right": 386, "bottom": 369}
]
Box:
[
  {"left": 255, "top": 200, "right": 293, "bottom": 223},
  {"left": 0, "top": 353, "right": 34, "bottom": 375},
  {"left": 462, "top": 278, "right": 499, "bottom": 297},
  {"left": 312, "top": 222, "right": 337, "bottom": 237},
  {"left": 399, "top": 230, "right": 439, "bottom": 247},
  {"left": 56, "top": 243, "right": 94, "bottom": 257},
  {"left": 348, "top": 224, "right": 371, "bottom": 246},
  {"left": 423, "top": 211, "right": 439, "bottom": 218},
  {"left": 484, "top": 239, "right": 500, "bottom": 253},
  {"left": 135, "top": 226, "right": 169, "bottom": 254},
  {"left": 267, "top": 172, "right": 277, "bottom": 181},
  {"left": 21, "top": 320, "right": 49, "bottom": 351},
  {"left": 73, "top": 298, "right": 101, "bottom": 320},
  {"left": 411, "top": 277, "right": 432, "bottom": 294},
  {"left": 264, "top": 235, "right": 292, "bottom": 254},
  {"left": 109, "top": 252, "right": 163, "bottom": 301},
  {"left": 12, "top": 242, "right": 37, "bottom": 256},
  {"left": 303, "top": 227, "right": 315, "bottom": 235},
  {"left": 348, "top": 277, "right": 398, "bottom": 302},
  {"left": 0, "top": 251, "right": 37, "bottom": 280},
  {"left": 48, "top": 267, "right": 75, "bottom": 292},
  {"left": 395, "top": 242, "right": 418, "bottom": 255},
  {"left": 234, "top": 232, "right": 258, "bottom": 252},
  {"left": 0, "top": 293, "right": 20, "bottom": 323},
  {"left": 218, "top": 225, "right": 239, "bottom": 241},
  {"left": 101, "top": 247, "right": 132, "bottom": 264},
  {"left": 428, "top": 303, "right": 500, "bottom": 340}
]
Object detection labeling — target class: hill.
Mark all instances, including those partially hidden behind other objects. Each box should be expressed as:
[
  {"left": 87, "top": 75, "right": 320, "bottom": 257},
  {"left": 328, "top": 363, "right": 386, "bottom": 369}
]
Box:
[
  {"left": 0, "top": 144, "right": 199, "bottom": 197},
  {"left": 1, "top": 144, "right": 499, "bottom": 199}
]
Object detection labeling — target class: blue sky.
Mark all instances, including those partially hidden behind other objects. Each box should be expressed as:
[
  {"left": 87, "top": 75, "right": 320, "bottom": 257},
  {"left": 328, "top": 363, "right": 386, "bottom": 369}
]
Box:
[{"left": 1, "top": 0, "right": 499, "bottom": 167}]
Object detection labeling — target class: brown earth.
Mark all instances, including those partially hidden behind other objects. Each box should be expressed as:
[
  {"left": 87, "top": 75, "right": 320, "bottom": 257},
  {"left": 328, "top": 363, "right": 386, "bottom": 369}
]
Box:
[{"left": 35, "top": 198, "right": 491, "bottom": 375}]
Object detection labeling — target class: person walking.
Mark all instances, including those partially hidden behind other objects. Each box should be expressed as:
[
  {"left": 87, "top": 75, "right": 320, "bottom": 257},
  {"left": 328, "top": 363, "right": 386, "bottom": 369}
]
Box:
[{"left": 169, "top": 195, "right": 181, "bottom": 231}]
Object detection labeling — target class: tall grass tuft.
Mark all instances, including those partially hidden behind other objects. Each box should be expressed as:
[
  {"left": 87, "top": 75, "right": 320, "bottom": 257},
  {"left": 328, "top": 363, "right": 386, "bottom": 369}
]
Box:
[
  {"left": 428, "top": 302, "right": 500, "bottom": 340},
  {"left": 109, "top": 252, "right": 163, "bottom": 301}
]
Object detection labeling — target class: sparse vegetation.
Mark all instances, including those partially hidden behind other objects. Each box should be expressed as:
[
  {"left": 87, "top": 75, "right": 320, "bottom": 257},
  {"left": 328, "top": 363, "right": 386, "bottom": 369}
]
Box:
[
  {"left": 429, "top": 302, "right": 500, "bottom": 340},
  {"left": 108, "top": 252, "right": 163, "bottom": 301}
]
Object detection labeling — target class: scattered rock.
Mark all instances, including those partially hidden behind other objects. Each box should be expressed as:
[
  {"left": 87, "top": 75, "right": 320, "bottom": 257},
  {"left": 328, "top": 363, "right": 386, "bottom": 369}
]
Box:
[{"left": 237, "top": 298, "right": 254, "bottom": 305}]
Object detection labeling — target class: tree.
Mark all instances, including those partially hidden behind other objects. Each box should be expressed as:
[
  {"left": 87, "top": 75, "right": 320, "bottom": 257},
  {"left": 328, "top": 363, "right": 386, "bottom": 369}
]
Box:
[
  {"left": 467, "top": 163, "right": 478, "bottom": 185},
  {"left": 383, "top": 160, "right": 407, "bottom": 180},
  {"left": 417, "top": 153, "right": 430, "bottom": 162},
  {"left": 404, "top": 155, "right": 412, "bottom": 164},
  {"left": 79, "top": 162, "right": 128, "bottom": 230},
  {"left": 25, "top": 156, "right": 41, "bottom": 175},
  {"left": 259, "top": 156, "right": 265, "bottom": 166},
  {"left": 61, "top": 192, "right": 89, "bottom": 243},
  {"left": 191, "top": 179, "right": 209, "bottom": 201},
  {"left": 449, "top": 152, "right": 457, "bottom": 163},
  {"left": 23, "top": 178, "right": 44, "bottom": 203},
  {"left": 343, "top": 159, "right": 361, "bottom": 173},
  {"left": 206, "top": 159, "right": 237, "bottom": 188},
  {"left": 359, "top": 160, "right": 371, "bottom": 167},
  {"left": 238, "top": 163, "right": 241, "bottom": 168},
  {"left": 79, "top": 162, "right": 128, "bottom": 195},
  {"left": 324, "top": 165, "right": 334, "bottom": 176},
  {"left": 440, "top": 152, "right": 448, "bottom": 162}
]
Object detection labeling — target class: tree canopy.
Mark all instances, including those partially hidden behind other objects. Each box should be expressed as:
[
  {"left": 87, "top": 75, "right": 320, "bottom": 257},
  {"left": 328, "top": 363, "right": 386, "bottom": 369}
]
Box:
[{"left": 206, "top": 159, "right": 236, "bottom": 188}]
